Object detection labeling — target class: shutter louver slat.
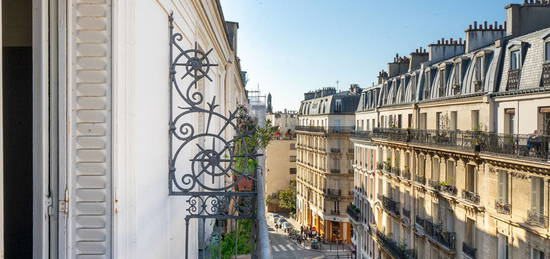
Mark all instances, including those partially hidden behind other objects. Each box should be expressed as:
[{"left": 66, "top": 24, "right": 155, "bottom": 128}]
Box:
[{"left": 67, "top": 1, "right": 113, "bottom": 258}]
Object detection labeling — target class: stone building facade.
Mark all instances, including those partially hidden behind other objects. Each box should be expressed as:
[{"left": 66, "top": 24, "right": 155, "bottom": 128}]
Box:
[
  {"left": 265, "top": 110, "right": 298, "bottom": 212},
  {"left": 296, "top": 85, "right": 361, "bottom": 243},
  {"left": 349, "top": 2, "right": 550, "bottom": 259}
]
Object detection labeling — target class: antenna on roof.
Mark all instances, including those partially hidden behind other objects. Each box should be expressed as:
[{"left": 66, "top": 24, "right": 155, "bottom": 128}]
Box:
[{"left": 336, "top": 80, "right": 340, "bottom": 92}]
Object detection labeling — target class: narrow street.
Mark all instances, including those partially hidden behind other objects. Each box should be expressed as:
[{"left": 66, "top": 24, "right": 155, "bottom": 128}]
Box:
[{"left": 267, "top": 214, "right": 353, "bottom": 259}]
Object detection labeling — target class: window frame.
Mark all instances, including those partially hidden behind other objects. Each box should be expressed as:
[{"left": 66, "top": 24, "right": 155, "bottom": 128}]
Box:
[
  {"left": 510, "top": 49, "right": 521, "bottom": 70},
  {"left": 545, "top": 41, "right": 550, "bottom": 63}
]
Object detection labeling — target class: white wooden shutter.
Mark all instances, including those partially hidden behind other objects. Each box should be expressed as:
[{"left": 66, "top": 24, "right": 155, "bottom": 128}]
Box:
[{"left": 66, "top": 0, "right": 112, "bottom": 258}]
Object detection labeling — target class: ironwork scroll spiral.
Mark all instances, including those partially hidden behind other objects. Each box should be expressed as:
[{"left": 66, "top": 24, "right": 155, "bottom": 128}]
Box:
[{"left": 168, "top": 14, "right": 258, "bottom": 201}]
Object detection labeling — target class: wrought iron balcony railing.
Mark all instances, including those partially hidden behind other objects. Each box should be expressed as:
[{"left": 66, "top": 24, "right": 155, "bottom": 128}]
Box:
[
  {"left": 401, "top": 170, "right": 411, "bottom": 180},
  {"left": 370, "top": 128, "right": 550, "bottom": 162},
  {"left": 423, "top": 220, "right": 456, "bottom": 250},
  {"left": 377, "top": 161, "right": 384, "bottom": 170},
  {"left": 391, "top": 167, "right": 401, "bottom": 176},
  {"left": 462, "top": 242, "right": 477, "bottom": 259},
  {"left": 325, "top": 188, "right": 341, "bottom": 196},
  {"left": 428, "top": 179, "right": 442, "bottom": 191},
  {"left": 327, "top": 209, "right": 341, "bottom": 215},
  {"left": 507, "top": 69, "right": 521, "bottom": 91},
  {"left": 330, "top": 169, "right": 341, "bottom": 174},
  {"left": 347, "top": 204, "right": 361, "bottom": 222},
  {"left": 440, "top": 184, "right": 458, "bottom": 196},
  {"left": 526, "top": 210, "right": 548, "bottom": 228},
  {"left": 375, "top": 230, "right": 415, "bottom": 259},
  {"left": 330, "top": 148, "right": 341, "bottom": 153},
  {"left": 543, "top": 63, "right": 550, "bottom": 87},
  {"left": 382, "top": 196, "right": 400, "bottom": 216},
  {"left": 353, "top": 130, "right": 373, "bottom": 141},
  {"left": 415, "top": 175, "right": 426, "bottom": 184},
  {"left": 495, "top": 200, "right": 511, "bottom": 215},
  {"left": 462, "top": 190, "right": 480, "bottom": 204},
  {"left": 415, "top": 216, "right": 426, "bottom": 229},
  {"left": 402, "top": 208, "right": 411, "bottom": 219}
]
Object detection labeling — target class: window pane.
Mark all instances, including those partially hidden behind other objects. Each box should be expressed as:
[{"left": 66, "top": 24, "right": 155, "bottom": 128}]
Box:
[
  {"left": 511, "top": 50, "right": 520, "bottom": 70},
  {"left": 545, "top": 42, "right": 550, "bottom": 62}
]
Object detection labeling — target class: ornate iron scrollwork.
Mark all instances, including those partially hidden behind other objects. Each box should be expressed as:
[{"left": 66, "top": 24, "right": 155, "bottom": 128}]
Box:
[
  {"left": 168, "top": 13, "right": 259, "bottom": 259},
  {"left": 168, "top": 14, "right": 258, "bottom": 198}
]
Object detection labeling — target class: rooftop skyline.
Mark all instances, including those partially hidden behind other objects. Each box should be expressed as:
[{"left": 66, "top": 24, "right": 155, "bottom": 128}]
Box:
[{"left": 220, "top": 0, "right": 522, "bottom": 112}]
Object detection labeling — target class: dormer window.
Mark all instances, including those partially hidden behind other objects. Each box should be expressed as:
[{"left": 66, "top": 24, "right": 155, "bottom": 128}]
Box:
[
  {"left": 452, "top": 62, "right": 461, "bottom": 95},
  {"left": 507, "top": 45, "right": 523, "bottom": 91},
  {"left": 545, "top": 42, "right": 550, "bottom": 62},
  {"left": 543, "top": 41, "right": 550, "bottom": 87},
  {"left": 510, "top": 50, "right": 521, "bottom": 70},
  {"left": 410, "top": 75, "right": 417, "bottom": 101},
  {"left": 438, "top": 69, "right": 446, "bottom": 97},
  {"left": 473, "top": 56, "right": 484, "bottom": 92},
  {"left": 335, "top": 99, "right": 342, "bottom": 112}
]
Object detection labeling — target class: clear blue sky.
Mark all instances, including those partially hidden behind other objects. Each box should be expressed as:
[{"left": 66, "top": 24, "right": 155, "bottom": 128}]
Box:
[{"left": 220, "top": 0, "right": 521, "bottom": 112}]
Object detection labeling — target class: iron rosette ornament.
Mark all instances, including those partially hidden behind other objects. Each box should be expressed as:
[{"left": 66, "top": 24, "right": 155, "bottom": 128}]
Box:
[{"left": 168, "top": 16, "right": 262, "bottom": 198}]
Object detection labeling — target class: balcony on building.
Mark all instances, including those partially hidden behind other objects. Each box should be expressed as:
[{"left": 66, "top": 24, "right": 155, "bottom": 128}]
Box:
[
  {"left": 373, "top": 229, "right": 415, "bottom": 259},
  {"left": 325, "top": 188, "right": 342, "bottom": 197},
  {"left": 415, "top": 217, "right": 456, "bottom": 251},
  {"left": 346, "top": 204, "right": 361, "bottom": 223},
  {"left": 370, "top": 128, "right": 550, "bottom": 162},
  {"left": 495, "top": 200, "right": 511, "bottom": 215},
  {"left": 463, "top": 242, "right": 477, "bottom": 259},
  {"left": 380, "top": 195, "right": 400, "bottom": 216},
  {"left": 526, "top": 210, "right": 548, "bottom": 228},
  {"left": 295, "top": 125, "right": 355, "bottom": 134}
]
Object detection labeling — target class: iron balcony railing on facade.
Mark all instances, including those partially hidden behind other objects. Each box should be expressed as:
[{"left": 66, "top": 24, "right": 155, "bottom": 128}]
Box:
[
  {"left": 382, "top": 196, "right": 400, "bottom": 216},
  {"left": 328, "top": 209, "right": 341, "bottom": 215},
  {"left": 423, "top": 220, "right": 456, "bottom": 250},
  {"left": 542, "top": 63, "right": 550, "bottom": 87},
  {"left": 526, "top": 210, "right": 549, "bottom": 228},
  {"left": 428, "top": 179, "right": 442, "bottom": 191},
  {"left": 371, "top": 128, "right": 550, "bottom": 162},
  {"left": 415, "top": 216, "right": 426, "bottom": 230},
  {"left": 440, "top": 184, "right": 458, "bottom": 196},
  {"left": 327, "top": 126, "right": 356, "bottom": 134},
  {"left": 374, "top": 230, "right": 415, "bottom": 259},
  {"left": 353, "top": 130, "right": 373, "bottom": 141},
  {"left": 414, "top": 175, "right": 426, "bottom": 184},
  {"left": 402, "top": 208, "right": 411, "bottom": 219},
  {"left": 330, "top": 148, "right": 341, "bottom": 153},
  {"left": 295, "top": 125, "right": 326, "bottom": 133},
  {"left": 391, "top": 167, "right": 401, "bottom": 177},
  {"left": 347, "top": 204, "right": 361, "bottom": 222},
  {"left": 376, "top": 161, "right": 384, "bottom": 171},
  {"left": 462, "top": 190, "right": 480, "bottom": 204},
  {"left": 330, "top": 169, "right": 341, "bottom": 174},
  {"left": 495, "top": 200, "right": 511, "bottom": 215},
  {"left": 506, "top": 69, "right": 521, "bottom": 91},
  {"left": 401, "top": 170, "right": 411, "bottom": 180},
  {"left": 325, "top": 188, "right": 341, "bottom": 196},
  {"left": 463, "top": 242, "right": 477, "bottom": 259}
]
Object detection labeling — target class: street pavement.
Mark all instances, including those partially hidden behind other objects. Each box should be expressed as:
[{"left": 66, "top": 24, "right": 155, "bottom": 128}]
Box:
[{"left": 267, "top": 213, "right": 353, "bottom": 259}]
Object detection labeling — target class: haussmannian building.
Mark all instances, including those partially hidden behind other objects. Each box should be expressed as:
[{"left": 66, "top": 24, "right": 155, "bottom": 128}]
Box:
[
  {"left": 348, "top": 2, "right": 550, "bottom": 259},
  {"left": 296, "top": 85, "right": 361, "bottom": 243}
]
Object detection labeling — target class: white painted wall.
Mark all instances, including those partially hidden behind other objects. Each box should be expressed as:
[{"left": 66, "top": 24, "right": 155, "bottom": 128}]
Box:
[{"left": 112, "top": 1, "right": 247, "bottom": 259}]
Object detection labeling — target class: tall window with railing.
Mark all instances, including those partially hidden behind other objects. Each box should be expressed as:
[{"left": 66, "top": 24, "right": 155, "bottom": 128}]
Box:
[
  {"left": 446, "top": 160, "right": 456, "bottom": 186},
  {"left": 507, "top": 49, "right": 522, "bottom": 90}
]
